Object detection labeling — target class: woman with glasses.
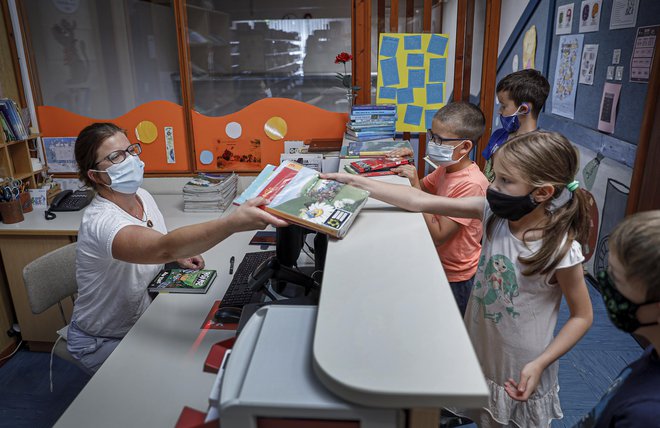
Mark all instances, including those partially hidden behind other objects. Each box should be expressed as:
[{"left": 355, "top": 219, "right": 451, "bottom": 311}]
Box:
[{"left": 67, "top": 123, "right": 287, "bottom": 373}]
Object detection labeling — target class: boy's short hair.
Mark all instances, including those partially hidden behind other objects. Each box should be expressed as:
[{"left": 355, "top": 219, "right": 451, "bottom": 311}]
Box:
[
  {"left": 496, "top": 69, "right": 550, "bottom": 118},
  {"left": 433, "top": 101, "right": 485, "bottom": 142},
  {"left": 610, "top": 210, "right": 660, "bottom": 302}
]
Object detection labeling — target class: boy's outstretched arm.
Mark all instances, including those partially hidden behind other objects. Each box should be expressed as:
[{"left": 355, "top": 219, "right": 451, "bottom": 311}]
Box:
[{"left": 321, "top": 172, "right": 485, "bottom": 219}]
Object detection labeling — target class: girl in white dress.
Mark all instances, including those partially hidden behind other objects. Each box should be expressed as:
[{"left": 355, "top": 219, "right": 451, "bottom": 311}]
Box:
[{"left": 324, "top": 130, "right": 594, "bottom": 427}]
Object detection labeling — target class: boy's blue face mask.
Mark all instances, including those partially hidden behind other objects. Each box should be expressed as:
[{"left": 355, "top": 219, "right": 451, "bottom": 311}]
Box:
[{"left": 499, "top": 104, "right": 528, "bottom": 133}]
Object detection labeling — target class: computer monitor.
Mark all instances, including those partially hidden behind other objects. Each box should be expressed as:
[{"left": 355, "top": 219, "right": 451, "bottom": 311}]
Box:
[{"left": 247, "top": 225, "right": 327, "bottom": 301}]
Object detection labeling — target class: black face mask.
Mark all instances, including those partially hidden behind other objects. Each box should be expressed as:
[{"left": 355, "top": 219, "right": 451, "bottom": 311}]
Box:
[
  {"left": 486, "top": 188, "right": 539, "bottom": 221},
  {"left": 598, "top": 270, "right": 659, "bottom": 333}
]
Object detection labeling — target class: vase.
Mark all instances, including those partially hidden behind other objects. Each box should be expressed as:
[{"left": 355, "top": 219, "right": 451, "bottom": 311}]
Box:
[{"left": 346, "top": 92, "right": 356, "bottom": 110}]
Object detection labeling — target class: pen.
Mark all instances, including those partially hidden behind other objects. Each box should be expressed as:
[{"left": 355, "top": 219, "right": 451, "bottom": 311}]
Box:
[{"left": 229, "top": 256, "right": 235, "bottom": 274}]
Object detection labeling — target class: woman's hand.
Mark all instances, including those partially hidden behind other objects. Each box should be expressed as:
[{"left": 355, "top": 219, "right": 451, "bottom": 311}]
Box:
[
  {"left": 504, "top": 360, "right": 544, "bottom": 401},
  {"left": 319, "top": 172, "right": 355, "bottom": 185},
  {"left": 177, "top": 255, "right": 205, "bottom": 269},
  {"left": 228, "top": 197, "right": 288, "bottom": 232}
]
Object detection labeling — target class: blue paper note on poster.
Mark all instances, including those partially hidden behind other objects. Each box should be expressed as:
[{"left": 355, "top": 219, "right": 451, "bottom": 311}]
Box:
[
  {"left": 408, "top": 69, "right": 425, "bottom": 88},
  {"left": 380, "top": 36, "right": 399, "bottom": 57},
  {"left": 404, "top": 35, "right": 422, "bottom": 50},
  {"left": 380, "top": 58, "right": 400, "bottom": 86},
  {"left": 397, "top": 87, "right": 415, "bottom": 104},
  {"left": 427, "top": 35, "right": 448, "bottom": 56},
  {"left": 425, "top": 109, "right": 437, "bottom": 129},
  {"left": 379, "top": 86, "right": 397, "bottom": 99},
  {"left": 426, "top": 84, "right": 443, "bottom": 104},
  {"left": 404, "top": 105, "right": 423, "bottom": 126},
  {"left": 407, "top": 54, "right": 424, "bottom": 67},
  {"left": 429, "top": 58, "right": 446, "bottom": 83}
]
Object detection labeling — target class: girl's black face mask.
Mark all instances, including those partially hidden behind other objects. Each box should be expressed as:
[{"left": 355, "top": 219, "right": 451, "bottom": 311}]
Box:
[
  {"left": 486, "top": 188, "right": 539, "bottom": 221},
  {"left": 598, "top": 270, "right": 659, "bottom": 333}
]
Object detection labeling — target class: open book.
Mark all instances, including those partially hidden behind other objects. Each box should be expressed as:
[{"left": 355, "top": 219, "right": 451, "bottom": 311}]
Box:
[
  {"left": 147, "top": 269, "right": 217, "bottom": 294},
  {"left": 236, "top": 161, "right": 370, "bottom": 238}
]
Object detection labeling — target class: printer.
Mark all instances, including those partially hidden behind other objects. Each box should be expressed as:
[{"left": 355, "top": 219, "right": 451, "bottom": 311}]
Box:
[{"left": 210, "top": 305, "right": 403, "bottom": 428}]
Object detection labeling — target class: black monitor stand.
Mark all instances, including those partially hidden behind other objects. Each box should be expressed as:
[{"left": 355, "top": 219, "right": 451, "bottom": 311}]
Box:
[{"left": 247, "top": 225, "right": 326, "bottom": 302}]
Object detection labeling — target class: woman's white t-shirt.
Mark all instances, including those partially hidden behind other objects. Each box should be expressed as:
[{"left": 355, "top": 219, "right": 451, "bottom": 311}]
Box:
[{"left": 72, "top": 188, "right": 166, "bottom": 338}]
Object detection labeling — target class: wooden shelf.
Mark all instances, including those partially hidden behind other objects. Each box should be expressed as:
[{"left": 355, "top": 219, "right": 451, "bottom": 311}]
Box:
[{"left": 0, "top": 125, "right": 47, "bottom": 189}]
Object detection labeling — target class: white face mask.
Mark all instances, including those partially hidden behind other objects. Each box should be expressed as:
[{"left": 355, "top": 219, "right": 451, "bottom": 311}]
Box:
[
  {"left": 99, "top": 155, "right": 145, "bottom": 194},
  {"left": 427, "top": 141, "right": 466, "bottom": 167}
]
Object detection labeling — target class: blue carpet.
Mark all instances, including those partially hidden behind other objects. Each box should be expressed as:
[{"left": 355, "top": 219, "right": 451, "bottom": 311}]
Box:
[
  {"left": 0, "top": 348, "right": 89, "bottom": 428},
  {"left": 0, "top": 278, "right": 643, "bottom": 427}
]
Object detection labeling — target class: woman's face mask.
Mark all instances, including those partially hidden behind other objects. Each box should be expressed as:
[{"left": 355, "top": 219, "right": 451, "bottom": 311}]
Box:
[
  {"left": 100, "top": 155, "right": 145, "bottom": 194},
  {"left": 598, "top": 270, "right": 659, "bottom": 333}
]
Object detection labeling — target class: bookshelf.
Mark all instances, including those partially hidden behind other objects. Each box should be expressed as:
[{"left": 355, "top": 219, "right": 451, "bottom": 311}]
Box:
[{"left": 0, "top": 132, "right": 46, "bottom": 189}]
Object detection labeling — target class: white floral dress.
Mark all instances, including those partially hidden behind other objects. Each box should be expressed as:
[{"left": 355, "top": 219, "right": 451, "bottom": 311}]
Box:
[{"left": 452, "top": 206, "right": 584, "bottom": 427}]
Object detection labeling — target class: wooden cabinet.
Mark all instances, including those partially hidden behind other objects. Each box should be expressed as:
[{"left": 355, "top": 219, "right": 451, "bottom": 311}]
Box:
[{"left": 0, "top": 132, "right": 47, "bottom": 189}]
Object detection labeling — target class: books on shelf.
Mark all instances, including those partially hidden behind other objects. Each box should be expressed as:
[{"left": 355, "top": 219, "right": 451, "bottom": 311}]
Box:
[
  {"left": 340, "top": 138, "right": 413, "bottom": 159},
  {"left": 235, "top": 160, "right": 369, "bottom": 238},
  {"left": 182, "top": 173, "right": 238, "bottom": 212},
  {"left": 345, "top": 104, "right": 397, "bottom": 143},
  {"left": 344, "top": 157, "right": 413, "bottom": 176},
  {"left": 147, "top": 269, "right": 217, "bottom": 294},
  {"left": 0, "top": 98, "right": 29, "bottom": 141}
]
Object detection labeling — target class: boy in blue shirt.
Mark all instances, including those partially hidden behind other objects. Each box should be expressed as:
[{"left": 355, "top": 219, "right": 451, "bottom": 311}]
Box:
[{"left": 483, "top": 69, "right": 550, "bottom": 181}]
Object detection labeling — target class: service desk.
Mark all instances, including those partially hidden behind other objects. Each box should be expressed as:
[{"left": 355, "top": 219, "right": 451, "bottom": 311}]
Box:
[{"left": 41, "top": 190, "right": 487, "bottom": 427}]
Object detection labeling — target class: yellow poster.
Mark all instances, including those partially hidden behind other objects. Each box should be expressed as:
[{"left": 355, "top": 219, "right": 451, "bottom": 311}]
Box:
[
  {"left": 376, "top": 33, "right": 449, "bottom": 132},
  {"left": 523, "top": 25, "right": 537, "bottom": 69}
]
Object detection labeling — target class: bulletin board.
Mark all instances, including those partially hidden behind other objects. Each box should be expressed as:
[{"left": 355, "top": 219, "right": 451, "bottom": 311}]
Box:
[
  {"left": 37, "top": 100, "right": 191, "bottom": 173},
  {"left": 493, "top": 0, "right": 659, "bottom": 277},
  {"left": 375, "top": 33, "right": 449, "bottom": 132}
]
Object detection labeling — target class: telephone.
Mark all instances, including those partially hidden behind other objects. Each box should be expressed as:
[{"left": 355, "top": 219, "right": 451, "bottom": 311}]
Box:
[{"left": 45, "top": 189, "right": 95, "bottom": 220}]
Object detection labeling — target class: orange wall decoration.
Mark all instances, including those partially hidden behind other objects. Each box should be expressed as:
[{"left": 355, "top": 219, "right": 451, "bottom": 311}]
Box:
[
  {"left": 193, "top": 98, "right": 348, "bottom": 171},
  {"left": 37, "top": 100, "right": 190, "bottom": 172},
  {"left": 37, "top": 98, "right": 348, "bottom": 174}
]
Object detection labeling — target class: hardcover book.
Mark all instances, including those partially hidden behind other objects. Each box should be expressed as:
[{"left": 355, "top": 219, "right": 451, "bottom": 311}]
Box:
[
  {"left": 344, "top": 139, "right": 413, "bottom": 158},
  {"left": 236, "top": 161, "right": 370, "bottom": 238},
  {"left": 346, "top": 157, "right": 413, "bottom": 174},
  {"left": 148, "top": 269, "right": 217, "bottom": 294}
]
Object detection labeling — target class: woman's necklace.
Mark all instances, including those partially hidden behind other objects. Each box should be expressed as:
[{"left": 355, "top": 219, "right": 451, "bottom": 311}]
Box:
[{"left": 134, "top": 197, "right": 153, "bottom": 228}]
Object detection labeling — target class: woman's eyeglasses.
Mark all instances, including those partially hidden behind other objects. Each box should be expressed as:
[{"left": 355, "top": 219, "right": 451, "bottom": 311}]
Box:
[
  {"left": 426, "top": 130, "right": 470, "bottom": 145},
  {"left": 94, "top": 143, "right": 142, "bottom": 167}
]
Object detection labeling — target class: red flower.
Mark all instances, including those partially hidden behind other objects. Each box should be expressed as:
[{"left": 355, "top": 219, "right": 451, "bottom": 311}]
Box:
[{"left": 334, "top": 52, "right": 352, "bottom": 64}]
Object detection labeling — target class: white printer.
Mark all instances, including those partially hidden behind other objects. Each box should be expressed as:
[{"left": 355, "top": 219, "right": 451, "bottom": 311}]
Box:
[{"left": 210, "top": 305, "right": 403, "bottom": 428}]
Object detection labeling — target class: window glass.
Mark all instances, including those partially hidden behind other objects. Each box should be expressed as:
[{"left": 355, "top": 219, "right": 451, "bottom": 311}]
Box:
[
  {"left": 185, "top": 0, "right": 351, "bottom": 116},
  {"left": 23, "top": 0, "right": 181, "bottom": 118}
]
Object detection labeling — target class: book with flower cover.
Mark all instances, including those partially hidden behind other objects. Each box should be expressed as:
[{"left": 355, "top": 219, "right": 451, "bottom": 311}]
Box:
[
  {"left": 236, "top": 160, "right": 370, "bottom": 238},
  {"left": 147, "top": 269, "right": 217, "bottom": 294}
]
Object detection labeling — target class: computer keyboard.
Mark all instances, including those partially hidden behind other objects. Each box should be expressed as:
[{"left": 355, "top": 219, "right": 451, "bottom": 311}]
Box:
[{"left": 219, "top": 251, "right": 276, "bottom": 308}]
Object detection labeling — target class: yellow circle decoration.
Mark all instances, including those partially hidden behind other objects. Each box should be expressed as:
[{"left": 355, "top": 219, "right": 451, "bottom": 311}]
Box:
[
  {"left": 264, "top": 117, "right": 288, "bottom": 140},
  {"left": 135, "top": 121, "right": 158, "bottom": 144}
]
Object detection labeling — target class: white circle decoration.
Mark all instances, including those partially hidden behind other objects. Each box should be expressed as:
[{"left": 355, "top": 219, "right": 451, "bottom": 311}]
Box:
[
  {"left": 200, "top": 150, "right": 214, "bottom": 165},
  {"left": 225, "top": 122, "right": 242, "bottom": 139}
]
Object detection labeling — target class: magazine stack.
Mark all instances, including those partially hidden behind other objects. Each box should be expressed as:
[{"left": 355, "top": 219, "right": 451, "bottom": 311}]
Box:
[
  {"left": 346, "top": 104, "right": 396, "bottom": 142},
  {"left": 182, "top": 173, "right": 238, "bottom": 212}
]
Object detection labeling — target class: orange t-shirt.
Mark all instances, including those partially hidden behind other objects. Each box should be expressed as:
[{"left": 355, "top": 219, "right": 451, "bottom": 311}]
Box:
[{"left": 421, "top": 162, "right": 489, "bottom": 282}]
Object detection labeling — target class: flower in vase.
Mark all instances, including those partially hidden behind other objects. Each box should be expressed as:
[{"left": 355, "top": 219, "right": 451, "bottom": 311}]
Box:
[{"left": 335, "top": 52, "right": 361, "bottom": 103}]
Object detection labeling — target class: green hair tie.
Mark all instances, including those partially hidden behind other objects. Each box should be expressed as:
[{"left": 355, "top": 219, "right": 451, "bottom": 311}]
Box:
[{"left": 567, "top": 180, "right": 580, "bottom": 192}]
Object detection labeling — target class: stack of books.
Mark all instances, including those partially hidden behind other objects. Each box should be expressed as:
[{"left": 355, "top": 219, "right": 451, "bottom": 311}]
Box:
[
  {"left": 346, "top": 104, "right": 396, "bottom": 142},
  {"left": 182, "top": 173, "right": 238, "bottom": 212}
]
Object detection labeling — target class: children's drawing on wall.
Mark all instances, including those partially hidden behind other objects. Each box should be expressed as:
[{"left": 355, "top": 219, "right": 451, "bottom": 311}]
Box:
[
  {"left": 551, "top": 34, "right": 584, "bottom": 119},
  {"left": 579, "top": 44, "right": 598, "bottom": 85},
  {"left": 215, "top": 139, "right": 262, "bottom": 172},
  {"left": 579, "top": 0, "right": 602, "bottom": 33},
  {"left": 51, "top": 19, "right": 90, "bottom": 115},
  {"left": 522, "top": 25, "right": 536, "bottom": 69},
  {"left": 582, "top": 152, "right": 604, "bottom": 191},
  {"left": 555, "top": 3, "right": 574, "bottom": 35}
]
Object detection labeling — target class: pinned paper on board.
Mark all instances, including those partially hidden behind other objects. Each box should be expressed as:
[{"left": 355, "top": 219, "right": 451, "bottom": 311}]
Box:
[
  {"left": 579, "top": 0, "right": 602, "bottom": 33},
  {"left": 551, "top": 34, "right": 584, "bottom": 119},
  {"left": 579, "top": 44, "right": 598, "bottom": 85},
  {"left": 630, "top": 25, "right": 659, "bottom": 83},
  {"left": 216, "top": 139, "right": 262, "bottom": 172},
  {"left": 597, "top": 82, "right": 621, "bottom": 134},
  {"left": 609, "top": 0, "right": 639, "bottom": 30},
  {"left": 164, "top": 126, "right": 175, "bottom": 163},
  {"left": 376, "top": 33, "right": 449, "bottom": 132},
  {"left": 522, "top": 26, "right": 537, "bottom": 69},
  {"left": 555, "top": 3, "right": 574, "bottom": 35},
  {"left": 43, "top": 137, "right": 77, "bottom": 173}
]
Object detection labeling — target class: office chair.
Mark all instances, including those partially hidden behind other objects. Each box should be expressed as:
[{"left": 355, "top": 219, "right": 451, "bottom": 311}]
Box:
[{"left": 22, "top": 243, "right": 92, "bottom": 380}]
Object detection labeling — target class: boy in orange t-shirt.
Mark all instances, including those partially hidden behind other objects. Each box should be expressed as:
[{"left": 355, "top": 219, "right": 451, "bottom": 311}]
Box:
[{"left": 392, "top": 102, "right": 488, "bottom": 316}]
